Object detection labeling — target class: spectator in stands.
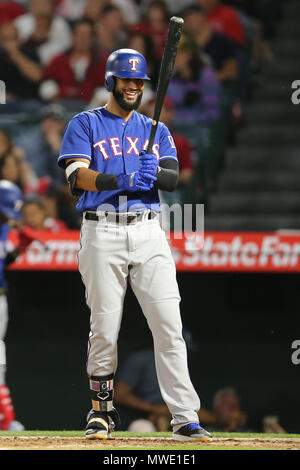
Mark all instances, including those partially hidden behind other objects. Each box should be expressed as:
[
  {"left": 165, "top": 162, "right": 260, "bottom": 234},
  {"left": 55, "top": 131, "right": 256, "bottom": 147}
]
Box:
[
  {"left": 22, "top": 195, "right": 67, "bottom": 233},
  {"left": 42, "top": 19, "right": 107, "bottom": 103},
  {"left": 196, "top": 0, "right": 251, "bottom": 109},
  {"left": 0, "top": 0, "right": 24, "bottom": 27},
  {"left": 166, "top": 35, "right": 221, "bottom": 199},
  {"left": 94, "top": 4, "right": 128, "bottom": 55},
  {"left": 55, "top": 0, "right": 87, "bottom": 23},
  {"left": 0, "top": 153, "right": 25, "bottom": 190},
  {"left": 82, "top": 0, "right": 109, "bottom": 26},
  {"left": 14, "top": 0, "right": 72, "bottom": 66},
  {"left": 114, "top": 348, "right": 218, "bottom": 431},
  {"left": 221, "top": 1, "right": 275, "bottom": 98},
  {"left": 167, "top": 36, "right": 220, "bottom": 126},
  {"left": 0, "top": 129, "right": 13, "bottom": 159},
  {"left": 140, "top": 0, "right": 194, "bottom": 16},
  {"left": 181, "top": 4, "right": 240, "bottom": 172},
  {"left": 209, "top": 387, "right": 248, "bottom": 432},
  {"left": 223, "top": 0, "right": 282, "bottom": 40},
  {"left": 196, "top": 0, "right": 246, "bottom": 47},
  {"left": 0, "top": 152, "right": 37, "bottom": 194},
  {"left": 182, "top": 5, "right": 238, "bottom": 84},
  {"left": 81, "top": 0, "right": 139, "bottom": 27},
  {"left": 15, "top": 104, "right": 66, "bottom": 188},
  {"left": 0, "top": 128, "right": 41, "bottom": 193},
  {"left": 130, "top": 0, "right": 169, "bottom": 60},
  {"left": 144, "top": 96, "right": 194, "bottom": 207},
  {"left": 114, "top": 348, "right": 171, "bottom": 431},
  {"left": 0, "top": 22, "right": 43, "bottom": 102},
  {"left": 112, "top": 0, "right": 140, "bottom": 26}
]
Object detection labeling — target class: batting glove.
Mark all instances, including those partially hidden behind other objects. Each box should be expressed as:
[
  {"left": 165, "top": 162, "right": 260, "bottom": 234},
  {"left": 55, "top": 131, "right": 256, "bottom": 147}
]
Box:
[
  {"left": 117, "top": 171, "right": 157, "bottom": 192},
  {"left": 140, "top": 151, "right": 159, "bottom": 176}
]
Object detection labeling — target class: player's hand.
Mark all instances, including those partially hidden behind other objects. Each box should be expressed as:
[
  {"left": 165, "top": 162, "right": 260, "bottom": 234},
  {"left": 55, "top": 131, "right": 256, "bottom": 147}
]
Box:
[
  {"left": 117, "top": 171, "right": 156, "bottom": 192},
  {"left": 140, "top": 151, "right": 159, "bottom": 176}
]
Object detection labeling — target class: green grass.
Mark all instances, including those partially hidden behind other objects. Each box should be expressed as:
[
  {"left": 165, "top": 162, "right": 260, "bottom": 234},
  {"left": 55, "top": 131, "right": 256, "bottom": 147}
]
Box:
[{"left": 0, "top": 430, "right": 299, "bottom": 439}]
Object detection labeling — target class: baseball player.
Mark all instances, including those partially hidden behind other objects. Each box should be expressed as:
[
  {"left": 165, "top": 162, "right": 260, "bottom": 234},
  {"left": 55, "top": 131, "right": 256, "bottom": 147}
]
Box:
[
  {"left": 58, "top": 49, "right": 212, "bottom": 441},
  {"left": 0, "top": 180, "right": 34, "bottom": 431}
]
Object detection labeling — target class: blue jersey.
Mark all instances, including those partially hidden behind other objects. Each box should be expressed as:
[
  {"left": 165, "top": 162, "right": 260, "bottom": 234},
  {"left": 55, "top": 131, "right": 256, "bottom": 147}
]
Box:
[
  {"left": 58, "top": 107, "right": 177, "bottom": 213},
  {"left": 0, "top": 223, "right": 9, "bottom": 288}
]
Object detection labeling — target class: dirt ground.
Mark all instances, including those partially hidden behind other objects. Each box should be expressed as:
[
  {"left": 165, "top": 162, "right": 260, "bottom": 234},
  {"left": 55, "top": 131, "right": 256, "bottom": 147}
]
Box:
[{"left": 0, "top": 436, "right": 299, "bottom": 450}]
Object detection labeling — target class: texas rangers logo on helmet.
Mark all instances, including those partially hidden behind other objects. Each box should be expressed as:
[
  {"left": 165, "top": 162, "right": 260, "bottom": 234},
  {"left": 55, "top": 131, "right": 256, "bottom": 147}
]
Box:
[{"left": 128, "top": 58, "right": 140, "bottom": 71}]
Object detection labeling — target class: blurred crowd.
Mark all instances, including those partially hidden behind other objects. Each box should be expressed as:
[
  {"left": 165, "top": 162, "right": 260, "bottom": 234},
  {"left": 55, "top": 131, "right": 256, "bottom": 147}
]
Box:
[
  {"left": 113, "top": 347, "right": 287, "bottom": 433},
  {"left": 0, "top": 0, "right": 284, "bottom": 229}
]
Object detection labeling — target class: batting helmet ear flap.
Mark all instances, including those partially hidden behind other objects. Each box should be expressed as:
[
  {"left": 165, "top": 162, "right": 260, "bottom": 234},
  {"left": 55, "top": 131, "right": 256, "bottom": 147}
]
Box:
[{"left": 105, "top": 74, "right": 116, "bottom": 93}]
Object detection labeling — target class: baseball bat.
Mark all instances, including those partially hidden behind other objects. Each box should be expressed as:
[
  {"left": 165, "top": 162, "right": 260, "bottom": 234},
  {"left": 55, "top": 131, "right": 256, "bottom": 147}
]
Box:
[{"left": 146, "top": 16, "right": 184, "bottom": 153}]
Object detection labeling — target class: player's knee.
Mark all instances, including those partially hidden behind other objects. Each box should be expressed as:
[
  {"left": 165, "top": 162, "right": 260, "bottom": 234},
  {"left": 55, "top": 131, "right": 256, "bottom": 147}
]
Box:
[{"left": 154, "top": 334, "right": 186, "bottom": 352}]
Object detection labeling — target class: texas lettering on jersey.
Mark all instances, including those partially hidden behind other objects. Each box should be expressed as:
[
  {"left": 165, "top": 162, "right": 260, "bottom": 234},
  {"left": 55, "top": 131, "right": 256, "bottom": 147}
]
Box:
[
  {"left": 94, "top": 134, "right": 176, "bottom": 161},
  {"left": 58, "top": 107, "right": 178, "bottom": 213},
  {"left": 93, "top": 136, "right": 160, "bottom": 161}
]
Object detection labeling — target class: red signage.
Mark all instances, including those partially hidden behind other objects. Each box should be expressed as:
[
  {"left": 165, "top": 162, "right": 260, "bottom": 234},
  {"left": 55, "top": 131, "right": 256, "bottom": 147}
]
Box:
[{"left": 7, "top": 230, "right": 300, "bottom": 272}]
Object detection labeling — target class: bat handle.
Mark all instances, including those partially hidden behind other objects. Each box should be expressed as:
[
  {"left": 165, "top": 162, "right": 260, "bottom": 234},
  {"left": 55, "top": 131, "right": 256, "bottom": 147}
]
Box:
[{"left": 146, "top": 120, "right": 158, "bottom": 154}]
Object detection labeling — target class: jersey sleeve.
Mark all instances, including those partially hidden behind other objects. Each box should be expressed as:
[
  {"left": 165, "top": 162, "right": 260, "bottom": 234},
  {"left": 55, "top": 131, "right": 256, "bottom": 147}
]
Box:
[
  {"left": 58, "top": 114, "right": 92, "bottom": 169},
  {"left": 158, "top": 123, "right": 178, "bottom": 163}
]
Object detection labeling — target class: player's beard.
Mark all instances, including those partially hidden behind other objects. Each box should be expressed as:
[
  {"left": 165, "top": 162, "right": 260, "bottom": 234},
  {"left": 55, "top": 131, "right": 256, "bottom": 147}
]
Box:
[{"left": 113, "top": 89, "right": 143, "bottom": 112}]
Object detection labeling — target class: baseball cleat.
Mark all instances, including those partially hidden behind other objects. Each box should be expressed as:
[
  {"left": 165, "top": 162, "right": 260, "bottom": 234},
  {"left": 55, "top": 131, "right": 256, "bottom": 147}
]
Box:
[
  {"left": 85, "top": 411, "right": 111, "bottom": 439},
  {"left": 173, "top": 423, "right": 213, "bottom": 441}
]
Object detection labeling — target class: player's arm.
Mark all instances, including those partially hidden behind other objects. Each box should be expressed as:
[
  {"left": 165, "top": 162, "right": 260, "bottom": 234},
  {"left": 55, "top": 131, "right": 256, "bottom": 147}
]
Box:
[
  {"left": 59, "top": 116, "right": 120, "bottom": 195},
  {"left": 155, "top": 158, "right": 179, "bottom": 192},
  {"left": 65, "top": 158, "right": 119, "bottom": 194},
  {"left": 65, "top": 158, "right": 154, "bottom": 194},
  {"left": 114, "top": 381, "right": 170, "bottom": 417},
  {"left": 114, "top": 381, "right": 154, "bottom": 414}
]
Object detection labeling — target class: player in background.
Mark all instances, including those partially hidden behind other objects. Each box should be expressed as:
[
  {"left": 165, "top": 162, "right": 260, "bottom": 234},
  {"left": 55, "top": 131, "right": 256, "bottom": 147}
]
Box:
[{"left": 0, "top": 180, "right": 38, "bottom": 431}]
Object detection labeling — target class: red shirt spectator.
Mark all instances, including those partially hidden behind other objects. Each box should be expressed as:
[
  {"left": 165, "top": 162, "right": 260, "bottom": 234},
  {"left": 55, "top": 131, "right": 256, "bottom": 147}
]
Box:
[
  {"left": 130, "top": 0, "right": 169, "bottom": 60},
  {"left": 44, "top": 19, "right": 107, "bottom": 102},
  {"left": 198, "top": 0, "right": 245, "bottom": 47},
  {"left": 144, "top": 96, "right": 194, "bottom": 185},
  {"left": 45, "top": 50, "right": 107, "bottom": 102},
  {"left": 0, "top": 1, "right": 24, "bottom": 27},
  {"left": 172, "top": 133, "right": 193, "bottom": 174},
  {"left": 22, "top": 196, "right": 68, "bottom": 234},
  {"left": 129, "top": 22, "right": 168, "bottom": 61}
]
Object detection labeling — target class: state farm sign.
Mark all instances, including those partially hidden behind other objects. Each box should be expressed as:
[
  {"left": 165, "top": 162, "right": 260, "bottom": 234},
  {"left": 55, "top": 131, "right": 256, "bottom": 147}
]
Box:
[
  {"left": 7, "top": 231, "right": 300, "bottom": 272},
  {"left": 171, "top": 233, "right": 300, "bottom": 271}
]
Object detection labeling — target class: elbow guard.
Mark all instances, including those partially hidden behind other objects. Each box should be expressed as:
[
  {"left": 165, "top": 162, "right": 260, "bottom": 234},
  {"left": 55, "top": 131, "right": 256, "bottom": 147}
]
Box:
[{"left": 65, "top": 160, "right": 89, "bottom": 196}]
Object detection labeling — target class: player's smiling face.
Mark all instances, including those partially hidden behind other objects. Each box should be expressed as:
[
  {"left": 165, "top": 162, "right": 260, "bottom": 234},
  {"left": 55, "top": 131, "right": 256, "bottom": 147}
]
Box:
[{"left": 113, "top": 77, "right": 144, "bottom": 112}]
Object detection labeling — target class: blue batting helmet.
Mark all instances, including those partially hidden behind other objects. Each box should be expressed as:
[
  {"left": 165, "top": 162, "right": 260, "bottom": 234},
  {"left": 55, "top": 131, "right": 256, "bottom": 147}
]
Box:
[
  {"left": 0, "top": 180, "right": 23, "bottom": 220},
  {"left": 105, "top": 48, "right": 150, "bottom": 92}
]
